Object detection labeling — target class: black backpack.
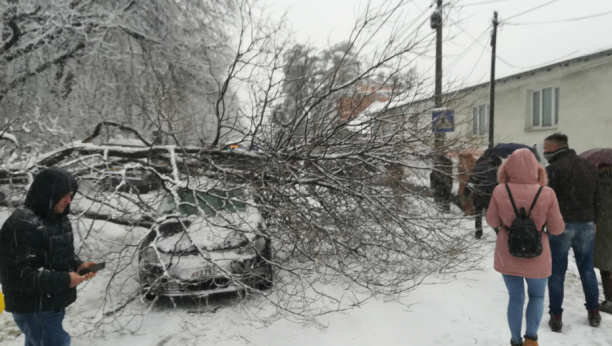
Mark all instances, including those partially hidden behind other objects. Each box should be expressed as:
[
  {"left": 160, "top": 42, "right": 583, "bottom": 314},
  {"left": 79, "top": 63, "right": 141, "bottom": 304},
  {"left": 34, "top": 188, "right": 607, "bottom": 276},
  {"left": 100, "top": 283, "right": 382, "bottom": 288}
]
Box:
[{"left": 504, "top": 184, "right": 544, "bottom": 258}]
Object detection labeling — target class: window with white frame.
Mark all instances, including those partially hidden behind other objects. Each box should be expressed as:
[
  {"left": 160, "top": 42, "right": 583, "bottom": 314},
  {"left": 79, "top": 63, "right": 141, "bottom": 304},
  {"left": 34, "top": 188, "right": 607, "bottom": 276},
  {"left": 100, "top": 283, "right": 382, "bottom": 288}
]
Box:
[
  {"left": 532, "top": 87, "right": 559, "bottom": 128},
  {"left": 472, "top": 104, "right": 488, "bottom": 136}
]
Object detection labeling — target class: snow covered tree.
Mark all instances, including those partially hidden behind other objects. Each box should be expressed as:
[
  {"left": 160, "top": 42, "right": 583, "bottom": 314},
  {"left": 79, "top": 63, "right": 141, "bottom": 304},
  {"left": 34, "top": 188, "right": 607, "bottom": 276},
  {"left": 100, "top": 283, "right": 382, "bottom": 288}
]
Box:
[
  {"left": 0, "top": 0, "right": 480, "bottom": 331},
  {"left": 0, "top": 0, "right": 240, "bottom": 152}
]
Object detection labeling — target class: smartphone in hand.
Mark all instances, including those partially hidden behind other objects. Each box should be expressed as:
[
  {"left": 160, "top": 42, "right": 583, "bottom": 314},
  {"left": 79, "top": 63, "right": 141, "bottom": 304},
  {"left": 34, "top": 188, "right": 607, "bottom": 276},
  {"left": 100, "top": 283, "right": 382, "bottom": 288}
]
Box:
[{"left": 78, "top": 262, "right": 106, "bottom": 275}]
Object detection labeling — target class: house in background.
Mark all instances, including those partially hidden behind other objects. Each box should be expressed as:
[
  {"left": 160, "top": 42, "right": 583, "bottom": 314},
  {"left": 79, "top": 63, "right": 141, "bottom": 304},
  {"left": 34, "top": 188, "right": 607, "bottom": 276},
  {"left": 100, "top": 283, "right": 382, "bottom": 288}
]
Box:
[
  {"left": 337, "top": 83, "right": 396, "bottom": 121},
  {"left": 446, "top": 47, "right": 612, "bottom": 159}
]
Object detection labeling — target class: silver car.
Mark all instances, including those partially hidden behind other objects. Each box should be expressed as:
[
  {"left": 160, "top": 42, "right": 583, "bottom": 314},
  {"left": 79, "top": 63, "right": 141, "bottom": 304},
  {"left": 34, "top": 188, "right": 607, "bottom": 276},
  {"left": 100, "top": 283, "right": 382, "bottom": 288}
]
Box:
[{"left": 138, "top": 183, "right": 272, "bottom": 299}]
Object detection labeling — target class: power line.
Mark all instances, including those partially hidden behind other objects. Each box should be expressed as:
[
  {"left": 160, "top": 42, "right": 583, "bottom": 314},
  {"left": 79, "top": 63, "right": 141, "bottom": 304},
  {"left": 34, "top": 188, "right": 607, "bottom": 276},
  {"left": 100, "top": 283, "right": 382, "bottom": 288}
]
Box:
[
  {"left": 464, "top": 32, "right": 490, "bottom": 83},
  {"left": 505, "top": 9, "right": 612, "bottom": 25},
  {"left": 502, "top": 0, "right": 563, "bottom": 22},
  {"left": 459, "top": 0, "right": 513, "bottom": 7},
  {"left": 447, "top": 25, "right": 491, "bottom": 70},
  {"left": 454, "top": 22, "right": 580, "bottom": 71}
]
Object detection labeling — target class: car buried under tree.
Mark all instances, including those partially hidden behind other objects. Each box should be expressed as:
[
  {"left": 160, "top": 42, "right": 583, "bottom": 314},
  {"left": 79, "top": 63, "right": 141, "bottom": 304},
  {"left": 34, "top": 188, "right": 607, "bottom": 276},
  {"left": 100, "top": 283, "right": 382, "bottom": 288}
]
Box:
[{"left": 138, "top": 180, "right": 272, "bottom": 299}]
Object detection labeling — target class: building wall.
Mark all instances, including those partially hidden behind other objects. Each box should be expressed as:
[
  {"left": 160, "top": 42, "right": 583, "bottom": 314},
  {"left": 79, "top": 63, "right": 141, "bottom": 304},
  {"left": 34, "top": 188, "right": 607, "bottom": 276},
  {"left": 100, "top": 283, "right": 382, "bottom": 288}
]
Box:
[{"left": 452, "top": 56, "right": 612, "bottom": 155}]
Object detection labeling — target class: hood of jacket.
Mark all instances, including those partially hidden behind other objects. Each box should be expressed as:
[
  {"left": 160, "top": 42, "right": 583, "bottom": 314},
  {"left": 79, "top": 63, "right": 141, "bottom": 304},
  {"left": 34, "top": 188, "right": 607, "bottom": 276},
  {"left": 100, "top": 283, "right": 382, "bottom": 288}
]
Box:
[
  {"left": 498, "top": 148, "right": 547, "bottom": 185},
  {"left": 24, "top": 167, "right": 78, "bottom": 218}
]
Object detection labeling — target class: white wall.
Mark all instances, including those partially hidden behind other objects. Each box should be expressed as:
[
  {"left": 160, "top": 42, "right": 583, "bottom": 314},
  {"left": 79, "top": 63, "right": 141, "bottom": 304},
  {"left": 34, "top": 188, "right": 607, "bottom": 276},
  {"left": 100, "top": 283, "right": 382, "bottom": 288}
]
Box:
[{"left": 453, "top": 56, "right": 612, "bottom": 155}]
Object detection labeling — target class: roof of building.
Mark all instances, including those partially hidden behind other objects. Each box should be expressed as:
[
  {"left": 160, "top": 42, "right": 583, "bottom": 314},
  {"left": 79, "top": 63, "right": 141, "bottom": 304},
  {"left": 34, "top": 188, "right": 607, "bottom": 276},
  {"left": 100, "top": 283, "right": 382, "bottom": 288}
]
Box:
[
  {"left": 405, "top": 46, "right": 612, "bottom": 105},
  {"left": 462, "top": 46, "right": 612, "bottom": 93}
]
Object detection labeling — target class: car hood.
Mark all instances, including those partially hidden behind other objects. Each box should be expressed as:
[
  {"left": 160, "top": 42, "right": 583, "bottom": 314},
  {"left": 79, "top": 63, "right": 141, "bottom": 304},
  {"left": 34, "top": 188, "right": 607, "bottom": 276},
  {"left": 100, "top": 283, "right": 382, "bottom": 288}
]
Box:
[{"left": 155, "top": 207, "right": 263, "bottom": 253}]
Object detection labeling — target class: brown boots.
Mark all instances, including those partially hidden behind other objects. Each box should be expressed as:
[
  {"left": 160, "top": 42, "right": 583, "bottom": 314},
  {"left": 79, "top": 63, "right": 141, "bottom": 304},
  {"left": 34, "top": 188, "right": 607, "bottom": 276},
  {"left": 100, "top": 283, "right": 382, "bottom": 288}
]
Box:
[{"left": 511, "top": 335, "right": 538, "bottom": 346}]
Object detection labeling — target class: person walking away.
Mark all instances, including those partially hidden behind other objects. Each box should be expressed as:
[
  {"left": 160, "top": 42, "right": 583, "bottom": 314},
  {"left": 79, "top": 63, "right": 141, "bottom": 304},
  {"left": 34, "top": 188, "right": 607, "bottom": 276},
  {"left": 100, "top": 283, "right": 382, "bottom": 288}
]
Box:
[
  {"left": 594, "top": 164, "right": 612, "bottom": 314},
  {"left": 543, "top": 133, "right": 601, "bottom": 331},
  {"left": 464, "top": 149, "right": 502, "bottom": 239},
  {"left": 0, "top": 167, "right": 99, "bottom": 346},
  {"left": 430, "top": 154, "right": 453, "bottom": 212},
  {"left": 486, "top": 149, "right": 565, "bottom": 346}
]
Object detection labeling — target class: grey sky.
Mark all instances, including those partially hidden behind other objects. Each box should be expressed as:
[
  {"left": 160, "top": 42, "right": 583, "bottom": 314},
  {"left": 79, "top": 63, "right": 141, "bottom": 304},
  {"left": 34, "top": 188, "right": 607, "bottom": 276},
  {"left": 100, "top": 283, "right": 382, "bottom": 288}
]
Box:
[{"left": 270, "top": 0, "right": 612, "bottom": 87}]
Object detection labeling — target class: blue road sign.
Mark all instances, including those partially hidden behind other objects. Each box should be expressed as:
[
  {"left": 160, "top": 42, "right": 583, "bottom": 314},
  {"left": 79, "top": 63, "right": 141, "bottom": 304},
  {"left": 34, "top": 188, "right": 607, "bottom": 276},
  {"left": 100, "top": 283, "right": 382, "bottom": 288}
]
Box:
[{"left": 432, "top": 109, "right": 454, "bottom": 133}]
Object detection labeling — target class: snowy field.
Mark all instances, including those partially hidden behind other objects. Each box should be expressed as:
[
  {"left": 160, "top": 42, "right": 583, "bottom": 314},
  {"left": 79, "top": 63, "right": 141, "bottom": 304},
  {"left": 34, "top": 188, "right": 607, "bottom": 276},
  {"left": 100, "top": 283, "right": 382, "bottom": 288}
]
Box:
[{"left": 1, "top": 207, "right": 610, "bottom": 346}]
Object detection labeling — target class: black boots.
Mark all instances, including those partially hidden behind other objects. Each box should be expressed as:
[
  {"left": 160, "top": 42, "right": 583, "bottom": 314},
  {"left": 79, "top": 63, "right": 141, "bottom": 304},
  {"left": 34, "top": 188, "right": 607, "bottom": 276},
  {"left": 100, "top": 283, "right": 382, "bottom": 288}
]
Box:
[
  {"left": 588, "top": 310, "right": 601, "bottom": 327},
  {"left": 601, "top": 301, "right": 612, "bottom": 314},
  {"left": 549, "top": 315, "right": 562, "bottom": 332}
]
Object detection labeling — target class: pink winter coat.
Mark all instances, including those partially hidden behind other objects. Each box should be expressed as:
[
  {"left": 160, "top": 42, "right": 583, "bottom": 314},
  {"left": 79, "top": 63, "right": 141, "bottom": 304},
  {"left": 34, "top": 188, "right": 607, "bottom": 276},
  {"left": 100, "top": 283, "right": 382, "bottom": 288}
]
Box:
[{"left": 486, "top": 149, "right": 565, "bottom": 279}]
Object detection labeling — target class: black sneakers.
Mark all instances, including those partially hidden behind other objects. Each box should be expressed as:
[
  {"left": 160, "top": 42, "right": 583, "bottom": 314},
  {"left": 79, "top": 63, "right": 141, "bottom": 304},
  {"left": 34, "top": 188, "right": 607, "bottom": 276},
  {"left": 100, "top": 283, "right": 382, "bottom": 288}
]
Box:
[
  {"left": 600, "top": 301, "right": 612, "bottom": 314},
  {"left": 548, "top": 315, "right": 563, "bottom": 332},
  {"left": 588, "top": 311, "right": 601, "bottom": 327},
  {"left": 475, "top": 230, "right": 483, "bottom": 239}
]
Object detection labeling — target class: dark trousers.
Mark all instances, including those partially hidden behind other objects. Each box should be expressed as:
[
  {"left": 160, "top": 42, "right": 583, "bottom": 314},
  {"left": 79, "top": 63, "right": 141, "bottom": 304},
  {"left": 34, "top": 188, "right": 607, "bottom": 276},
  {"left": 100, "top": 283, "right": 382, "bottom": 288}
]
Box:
[
  {"left": 602, "top": 270, "right": 612, "bottom": 302},
  {"left": 13, "top": 309, "right": 70, "bottom": 346},
  {"left": 548, "top": 222, "right": 600, "bottom": 315},
  {"left": 475, "top": 206, "right": 485, "bottom": 235}
]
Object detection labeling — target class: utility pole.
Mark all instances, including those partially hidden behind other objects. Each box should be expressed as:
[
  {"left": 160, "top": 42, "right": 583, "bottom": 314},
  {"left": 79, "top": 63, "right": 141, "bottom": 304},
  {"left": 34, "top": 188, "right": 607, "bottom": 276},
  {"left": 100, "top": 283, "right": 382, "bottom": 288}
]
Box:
[
  {"left": 434, "top": 0, "right": 443, "bottom": 145},
  {"left": 488, "top": 12, "right": 498, "bottom": 149},
  {"left": 430, "top": 0, "right": 450, "bottom": 211}
]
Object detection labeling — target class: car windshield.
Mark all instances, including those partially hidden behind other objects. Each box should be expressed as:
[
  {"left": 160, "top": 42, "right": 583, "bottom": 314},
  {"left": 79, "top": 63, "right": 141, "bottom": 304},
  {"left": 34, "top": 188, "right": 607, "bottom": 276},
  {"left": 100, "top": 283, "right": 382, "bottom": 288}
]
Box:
[{"left": 158, "top": 188, "right": 247, "bottom": 216}]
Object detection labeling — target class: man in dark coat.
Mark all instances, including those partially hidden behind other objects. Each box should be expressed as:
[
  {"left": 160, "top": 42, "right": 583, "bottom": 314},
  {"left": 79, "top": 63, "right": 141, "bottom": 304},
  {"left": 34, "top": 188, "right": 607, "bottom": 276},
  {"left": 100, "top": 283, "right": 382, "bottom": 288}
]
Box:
[
  {"left": 0, "top": 167, "right": 98, "bottom": 346},
  {"left": 430, "top": 154, "right": 453, "bottom": 212},
  {"left": 594, "top": 165, "right": 612, "bottom": 314},
  {"left": 543, "top": 133, "right": 602, "bottom": 331},
  {"left": 463, "top": 149, "right": 502, "bottom": 239}
]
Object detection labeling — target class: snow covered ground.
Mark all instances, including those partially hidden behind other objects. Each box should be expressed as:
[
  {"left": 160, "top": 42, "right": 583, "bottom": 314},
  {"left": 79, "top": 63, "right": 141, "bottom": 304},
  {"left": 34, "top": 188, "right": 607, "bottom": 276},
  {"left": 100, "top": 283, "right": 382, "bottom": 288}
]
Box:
[{"left": 1, "top": 208, "right": 610, "bottom": 346}]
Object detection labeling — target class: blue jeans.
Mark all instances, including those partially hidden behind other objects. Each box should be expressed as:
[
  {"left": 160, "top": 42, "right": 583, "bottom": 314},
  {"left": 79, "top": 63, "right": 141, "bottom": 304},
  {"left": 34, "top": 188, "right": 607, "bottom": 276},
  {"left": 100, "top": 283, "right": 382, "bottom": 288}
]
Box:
[
  {"left": 503, "top": 275, "right": 548, "bottom": 343},
  {"left": 548, "top": 222, "right": 600, "bottom": 316},
  {"left": 13, "top": 310, "right": 70, "bottom": 346}
]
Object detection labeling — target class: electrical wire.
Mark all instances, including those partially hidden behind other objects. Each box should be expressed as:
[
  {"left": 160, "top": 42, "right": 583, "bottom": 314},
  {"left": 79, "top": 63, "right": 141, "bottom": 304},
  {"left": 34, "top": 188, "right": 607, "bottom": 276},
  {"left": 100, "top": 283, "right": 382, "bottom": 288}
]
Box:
[
  {"left": 505, "top": 9, "right": 612, "bottom": 25},
  {"left": 454, "top": 22, "right": 581, "bottom": 70},
  {"left": 458, "top": 0, "right": 514, "bottom": 7},
  {"left": 446, "top": 25, "right": 491, "bottom": 71},
  {"left": 464, "top": 34, "right": 490, "bottom": 82},
  {"left": 502, "top": 0, "right": 563, "bottom": 22}
]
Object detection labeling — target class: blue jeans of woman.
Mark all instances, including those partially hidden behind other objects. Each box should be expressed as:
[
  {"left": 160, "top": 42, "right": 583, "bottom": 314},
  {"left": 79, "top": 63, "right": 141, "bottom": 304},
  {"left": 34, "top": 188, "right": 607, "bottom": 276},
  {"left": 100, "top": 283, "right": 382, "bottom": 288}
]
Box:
[
  {"left": 503, "top": 275, "right": 548, "bottom": 343},
  {"left": 12, "top": 309, "right": 70, "bottom": 346},
  {"left": 548, "top": 222, "right": 600, "bottom": 316}
]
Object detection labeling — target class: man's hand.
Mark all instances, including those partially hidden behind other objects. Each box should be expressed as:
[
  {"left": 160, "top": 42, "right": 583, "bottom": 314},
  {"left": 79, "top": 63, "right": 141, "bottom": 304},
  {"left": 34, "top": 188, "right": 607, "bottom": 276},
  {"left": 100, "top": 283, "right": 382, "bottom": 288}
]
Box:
[
  {"left": 69, "top": 272, "right": 95, "bottom": 288},
  {"left": 70, "top": 262, "right": 98, "bottom": 288}
]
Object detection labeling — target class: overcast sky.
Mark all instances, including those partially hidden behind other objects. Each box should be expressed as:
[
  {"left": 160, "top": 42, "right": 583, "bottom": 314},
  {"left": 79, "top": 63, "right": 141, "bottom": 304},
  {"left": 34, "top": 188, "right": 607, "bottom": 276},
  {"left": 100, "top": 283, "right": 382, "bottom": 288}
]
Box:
[{"left": 268, "top": 0, "right": 612, "bottom": 87}]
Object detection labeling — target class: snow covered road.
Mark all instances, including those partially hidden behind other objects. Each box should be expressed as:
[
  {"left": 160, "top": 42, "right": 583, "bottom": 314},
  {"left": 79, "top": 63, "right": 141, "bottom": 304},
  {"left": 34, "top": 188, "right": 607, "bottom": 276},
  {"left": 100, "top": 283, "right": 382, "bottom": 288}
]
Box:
[{"left": 0, "top": 212, "right": 610, "bottom": 345}]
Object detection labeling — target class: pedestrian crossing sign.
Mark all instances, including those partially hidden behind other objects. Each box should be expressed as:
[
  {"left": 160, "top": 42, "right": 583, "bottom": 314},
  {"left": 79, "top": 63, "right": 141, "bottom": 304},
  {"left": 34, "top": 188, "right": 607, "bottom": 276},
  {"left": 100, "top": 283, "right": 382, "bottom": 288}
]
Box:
[{"left": 432, "top": 109, "right": 454, "bottom": 132}]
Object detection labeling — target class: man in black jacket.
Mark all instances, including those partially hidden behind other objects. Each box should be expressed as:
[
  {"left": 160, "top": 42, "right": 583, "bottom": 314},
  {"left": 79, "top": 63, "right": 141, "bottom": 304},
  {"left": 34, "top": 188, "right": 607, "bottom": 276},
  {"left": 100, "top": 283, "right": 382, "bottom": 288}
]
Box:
[
  {"left": 430, "top": 154, "right": 453, "bottom": 212},
  {"left": 543, "top": 133, "right": 601, "bottom": 332},
  {"left": 0, "top": 167, "right": 98, "bottom": 346},
  {"left": 463, "top": 149, "right": 502, "bottom": 239}
]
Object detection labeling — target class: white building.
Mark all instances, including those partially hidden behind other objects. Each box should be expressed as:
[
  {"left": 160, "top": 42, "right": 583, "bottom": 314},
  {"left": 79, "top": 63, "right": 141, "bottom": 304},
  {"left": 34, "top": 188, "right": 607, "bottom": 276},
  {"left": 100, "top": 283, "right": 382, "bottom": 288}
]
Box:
[{"left": 445, "top": 47, "right": 612, "bottom": 158}]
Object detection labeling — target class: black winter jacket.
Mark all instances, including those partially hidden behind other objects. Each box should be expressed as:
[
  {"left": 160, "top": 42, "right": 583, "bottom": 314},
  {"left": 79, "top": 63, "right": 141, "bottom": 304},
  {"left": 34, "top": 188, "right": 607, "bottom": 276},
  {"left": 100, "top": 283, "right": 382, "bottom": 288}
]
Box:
[
  {"left": 546, "top": 149, "right": 600, "bottom": 223},
  {"left": 463, "top": 160, "right": 499, "bottom": 210},
  {"left": 0, "top": 167, "right": 81, "bottom": 313}
]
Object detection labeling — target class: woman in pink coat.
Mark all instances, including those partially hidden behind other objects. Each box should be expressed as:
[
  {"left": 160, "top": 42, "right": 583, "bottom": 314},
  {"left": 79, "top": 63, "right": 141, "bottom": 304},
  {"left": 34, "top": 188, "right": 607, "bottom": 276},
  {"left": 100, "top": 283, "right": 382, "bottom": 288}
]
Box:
[{"left": 486, "top": 149, "right": 565, "bottom": 346}]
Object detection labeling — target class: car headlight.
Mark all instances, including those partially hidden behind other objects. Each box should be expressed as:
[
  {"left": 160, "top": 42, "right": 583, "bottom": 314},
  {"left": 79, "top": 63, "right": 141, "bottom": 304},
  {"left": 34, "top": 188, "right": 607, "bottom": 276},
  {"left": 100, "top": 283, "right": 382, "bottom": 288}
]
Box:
[{"left": 142, "top": 247, "right": 160, "bottom": 264}]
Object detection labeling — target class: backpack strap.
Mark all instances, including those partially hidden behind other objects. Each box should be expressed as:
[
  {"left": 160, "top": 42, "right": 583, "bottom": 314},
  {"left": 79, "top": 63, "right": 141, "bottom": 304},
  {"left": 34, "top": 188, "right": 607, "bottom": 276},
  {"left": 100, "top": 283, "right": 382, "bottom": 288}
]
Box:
[
  {"left": 527, "top": 186, "right": 544, "bottom": 217},
  {"left": 505, "top": 184, "right": 520, "bottom": 217}
]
